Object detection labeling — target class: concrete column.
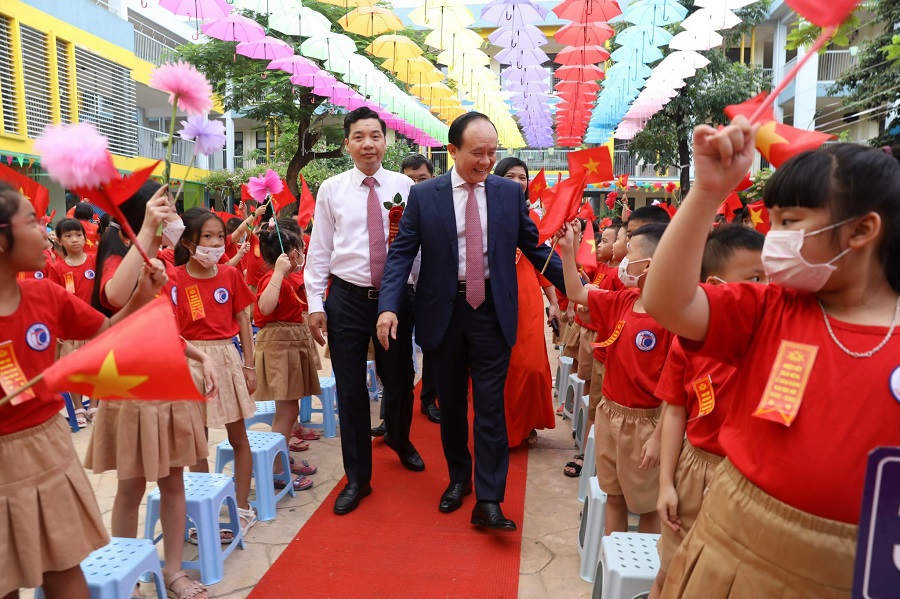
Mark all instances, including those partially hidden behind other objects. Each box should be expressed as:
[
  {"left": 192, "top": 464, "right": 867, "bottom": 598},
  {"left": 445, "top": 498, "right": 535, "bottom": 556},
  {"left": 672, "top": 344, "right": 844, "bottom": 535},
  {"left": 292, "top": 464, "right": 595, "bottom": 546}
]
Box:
[
  {"left": 225, "top": 110, "right": 235, "bottom": 171},
  {"left": 772, "top": 17, "right": 788, "bottom": 122},
  {"left": 792, "top": 45, "right": 820, "bottom": 129}
]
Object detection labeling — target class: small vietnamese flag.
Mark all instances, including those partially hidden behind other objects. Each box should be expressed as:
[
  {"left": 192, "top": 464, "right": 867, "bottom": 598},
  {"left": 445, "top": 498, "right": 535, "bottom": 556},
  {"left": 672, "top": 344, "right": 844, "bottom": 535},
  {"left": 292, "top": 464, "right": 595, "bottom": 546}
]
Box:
[
  {"left": 271, "top": 178, "right": 296, "bottom": 213},
  {"left": 717, "top": 192, "right": 744, "bottom": 220},
  {"left": 0, "top": 163, "right": 50, "bottom": 220},
  {"left": 576, "top": 201, "right": 595, "bottom": 221},
  {"left": 746, "top": 199, "right": 771, "bottom": 233},
  {"left": 297, "top": 174, "right": 315, "bottom": 228},
  {"left": 240, "top": 184, "right": 253, "bottom": 202},
  {"left": 786, "top": 0, "right": 860, "bottom": 28},
  {"left": 43, "top": 297, "right": 203, "bottom": 401},
  {"left": 576, "top": 217, "right": 598, "bottom": 272},
  {"left": 568, "top": 147, "right": 613, "bottom": 184},
  {"left": 529, "top": 169, "right": 548, "bottom": 203},
  {"left": 538, "top": 173, "right": 588, "bottom": 245}
]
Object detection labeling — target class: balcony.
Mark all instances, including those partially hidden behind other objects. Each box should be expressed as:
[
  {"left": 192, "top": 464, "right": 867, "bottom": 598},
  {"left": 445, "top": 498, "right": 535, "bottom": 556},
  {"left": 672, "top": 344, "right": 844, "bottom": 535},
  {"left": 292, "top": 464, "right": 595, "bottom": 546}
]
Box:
[
  {"left": 133, "top": 27, "right": 181, "bottom": 66},
  {"left": 818, "top": 50, "right": 858, "bottom": 82},
  {"left": 136, "top": 125, "right": 196, "bottom": 166}
]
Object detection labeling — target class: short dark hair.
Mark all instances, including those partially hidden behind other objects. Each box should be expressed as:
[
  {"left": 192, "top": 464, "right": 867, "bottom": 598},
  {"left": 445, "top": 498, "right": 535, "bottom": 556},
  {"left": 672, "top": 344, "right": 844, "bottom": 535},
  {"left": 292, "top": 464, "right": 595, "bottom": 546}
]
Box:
[
  {"left": 225, "top": 217, "right": 243, "bottom": 234},
  {"left": 401, "top": 153, "right": 433, "bottom": 175},
  {"left": 630, "top": 222, "right": 668, "bottom": 256},
  {"left": 628, "top": 205, "right": 671, "bottom": 226},
  {"left": 56, "top": 218, "right": 86, "bottom": 239},
  {"left": 258, "top": 222, "right": 303, "bottom": 267},
  {"left": 73, "top": 203, "right": 94, "bottom": 220},
  {"left": 701, "top": 225, "right": 765, "bottom": 281},
  {"left": 344, "top": 107, "right": 386, "bottom": 138},
  {"left": 448, "top": 111, "right": 496, "bottom": 148}
]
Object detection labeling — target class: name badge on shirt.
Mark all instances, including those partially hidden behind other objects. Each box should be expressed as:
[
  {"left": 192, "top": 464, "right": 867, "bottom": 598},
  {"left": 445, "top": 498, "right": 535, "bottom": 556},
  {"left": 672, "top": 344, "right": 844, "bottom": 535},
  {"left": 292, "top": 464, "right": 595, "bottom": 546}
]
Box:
[
  {"left": 692, "top": 375, "right": 715, "bottom": 416},
  {"left": 592, "top": 271, "right": 606, "bottom": 286},
  {"left": 185, "top": 285, "right": 206, "bottom": 321},
  {"left": 753, "top": 340, "right": 818, "bottom": 427},
  {"left": 63, "top": 272, "right": 75, "bottom": 294},
  {"left": 593, "top": 320, "right": 625, "bottom": 348},
  {"left": 0, "top": 341, "right": 36, "bottom": 404}
]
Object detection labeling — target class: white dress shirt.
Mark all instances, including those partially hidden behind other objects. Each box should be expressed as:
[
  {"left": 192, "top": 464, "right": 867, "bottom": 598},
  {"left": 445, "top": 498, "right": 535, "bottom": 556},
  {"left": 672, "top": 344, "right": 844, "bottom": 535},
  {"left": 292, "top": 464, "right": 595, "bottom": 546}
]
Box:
[
  {"left": 450, "top": 168, "right": 490, "bottom": 280},
  {"left": 305, "top": 165, "right": 413, "bottom": 313}
]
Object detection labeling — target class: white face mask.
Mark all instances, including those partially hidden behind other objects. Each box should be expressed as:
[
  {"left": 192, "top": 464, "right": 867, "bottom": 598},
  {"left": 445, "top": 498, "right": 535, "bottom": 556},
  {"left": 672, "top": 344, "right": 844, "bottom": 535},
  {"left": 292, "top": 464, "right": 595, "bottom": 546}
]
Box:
[
  {"left": 192, "top": 245, "right": 225, "bottom": 268},
  {"left": 162, "top": 218, "right": 185, "bottom": 247},
  {"left": 292, "top": 251, "right": 305, "bottom": 273},
  {"left": 761, "top": 219, "right": 853, "bottom": 292},
  {"left": 618, "top": 256, "right": 650, "bottom": 288}
]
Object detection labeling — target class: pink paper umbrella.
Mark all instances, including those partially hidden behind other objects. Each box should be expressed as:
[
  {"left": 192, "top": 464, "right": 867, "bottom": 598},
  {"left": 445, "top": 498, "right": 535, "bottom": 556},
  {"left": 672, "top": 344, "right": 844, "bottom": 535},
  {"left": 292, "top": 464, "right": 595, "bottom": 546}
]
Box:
[
  {"left": 201, "top": 14, "right": 264, "bottom": 42},
  {"left": 160, "top": 0, "right": 231, "bottom": 20},
  {"left": 236, "top": 36, "right": 294, "bottom": 61},
  {"left": 267, "top": 56, "right": 320, "bottom": 77},
  {"left": 290, "top": 72, "right": 338, "bottom": 88},
  {"left": 312, "top": 83, "right": 355, "bottom": 100},
  {"left": 554, "top": 45, "right": 611, "bottom": 66}
]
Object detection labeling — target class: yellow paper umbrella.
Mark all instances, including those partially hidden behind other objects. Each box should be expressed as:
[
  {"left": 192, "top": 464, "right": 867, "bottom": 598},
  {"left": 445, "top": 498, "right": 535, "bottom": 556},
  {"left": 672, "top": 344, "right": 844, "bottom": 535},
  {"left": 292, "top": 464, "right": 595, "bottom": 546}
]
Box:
[
  {"left": 408, "top": 1, "right": 474, "bottom": 29},
  {"left": 423, "top": 26, "right": 483, "bottom": 52},
  {"left": 436, "top": 48, "right": 490, "bottom": 70},
  {"left": 409, "top": 82, "right": 456, "bottom": 101},
  {"left": 366, "top": 35, "right": 422, "bottom": 60},
  {"left": 338, "top": 7, "right": 404, "bottom": 37},
  {"left": 395, "top": 67, "right": 445, "bottom": 85}
]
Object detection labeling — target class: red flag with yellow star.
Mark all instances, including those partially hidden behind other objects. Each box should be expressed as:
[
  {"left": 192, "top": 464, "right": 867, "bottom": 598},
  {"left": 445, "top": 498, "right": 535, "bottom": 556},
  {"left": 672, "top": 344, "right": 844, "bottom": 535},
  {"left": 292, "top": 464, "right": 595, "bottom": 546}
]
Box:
[
  {"left": 0, "top": 164, "right": 49, "bottom": 219},
  {"left": 538, "top": 173, "right": 588, "bottom": 245},
  {"left": 746, "top": 199, "right": 771, "bottom": 233},
  {"left": 576, "top": 217, "right": 598, "bottom": 272},
  {"left": 528, "top": 169, "right": 548, "bottom": 203},
  {"left": 297, "top": 174, "right": 315, "bottom": 229},
  {"left": 271, "top": 179, "right": 297, "bottom": 213},
  {"left": 42, "top": 297, "right": 203, "bottom": 401},
  {"left": 567, "top": 147, "right": 613, "bottom": 184}
]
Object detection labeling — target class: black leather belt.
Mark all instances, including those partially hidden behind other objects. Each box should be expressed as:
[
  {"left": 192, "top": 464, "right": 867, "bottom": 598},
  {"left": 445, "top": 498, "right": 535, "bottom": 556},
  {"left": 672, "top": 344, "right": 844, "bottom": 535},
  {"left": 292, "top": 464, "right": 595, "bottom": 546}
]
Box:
[
  {"left": 457, "top": 279, "right": 489, "bottom": 293},
  {"left": 331, "top": 276, "right": 414, "bottom": 300}
]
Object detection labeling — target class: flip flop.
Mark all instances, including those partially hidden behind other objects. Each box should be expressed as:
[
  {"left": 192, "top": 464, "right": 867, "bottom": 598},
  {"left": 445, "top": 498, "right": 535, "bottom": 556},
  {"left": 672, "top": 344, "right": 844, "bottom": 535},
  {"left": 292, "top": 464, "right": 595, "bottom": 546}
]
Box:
[
  {"left": 292, "top": 427, "right": 320, "bottom": 441},
  {"left": 288, "top": 439, "right": 309, "bottom": 452},
  {"left": 289, "top": 457, "right": 317, "bottom": 475},
  {"left": 187, "top": 527, "right": 234, "bottom": 545},
  {"left": 275, "top": 474, "right": 313, "bottom": 491}
]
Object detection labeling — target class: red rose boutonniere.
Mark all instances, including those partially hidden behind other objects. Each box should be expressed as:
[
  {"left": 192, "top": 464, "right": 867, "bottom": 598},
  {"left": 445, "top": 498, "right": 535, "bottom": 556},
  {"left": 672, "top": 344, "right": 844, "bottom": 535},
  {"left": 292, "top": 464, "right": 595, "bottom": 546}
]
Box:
[{"left": 384, "top": 193, "right": 406, "bottom": 245}]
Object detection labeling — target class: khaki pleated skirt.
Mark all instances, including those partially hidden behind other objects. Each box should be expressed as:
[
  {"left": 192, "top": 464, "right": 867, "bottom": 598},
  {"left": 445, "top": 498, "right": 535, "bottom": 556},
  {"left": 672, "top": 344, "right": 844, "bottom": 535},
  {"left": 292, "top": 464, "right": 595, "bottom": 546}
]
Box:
[
  {"left": 1, "top": 417, "right": 109, "bottom": 594},
  {"left": 661, "top": 459, "right": 857, "bottom": 599},
  {"left": 254, "top": 322, "right": 322, "bottom": 401},
  {"left": 301, "top": 313, "right": 322, "bottom": 370},
  {"left": 85, "top": 399, "right": 208, "bottom": 482},
  {"left": 188, "top": 339, "right": 256, "bottom": 428}
]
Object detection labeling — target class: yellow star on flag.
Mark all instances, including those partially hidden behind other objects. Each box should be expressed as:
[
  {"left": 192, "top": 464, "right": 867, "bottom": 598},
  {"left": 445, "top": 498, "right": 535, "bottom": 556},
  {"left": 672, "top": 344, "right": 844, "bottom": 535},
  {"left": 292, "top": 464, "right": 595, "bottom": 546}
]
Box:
[
  {"left": 756, "top": 121, "right": 789, "bottom": 158},
  {"left": 18, "top": 186, "right": 31, "bottom": 203},
  {"left": 68, "top": 351, "right": 149, "bottom": 398},
  {"left": 584, "top": 158, "right": 601, "bottom": 174},
  {"left": 749, "top": 207, "right": 765, "bottom": 227}
]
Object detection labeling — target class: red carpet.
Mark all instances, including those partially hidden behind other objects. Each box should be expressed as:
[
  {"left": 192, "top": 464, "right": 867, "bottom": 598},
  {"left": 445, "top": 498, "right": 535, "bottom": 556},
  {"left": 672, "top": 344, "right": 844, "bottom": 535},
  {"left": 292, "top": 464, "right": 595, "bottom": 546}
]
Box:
[{"left": 250, "top": 385, "right": 528, "bottom": 599}]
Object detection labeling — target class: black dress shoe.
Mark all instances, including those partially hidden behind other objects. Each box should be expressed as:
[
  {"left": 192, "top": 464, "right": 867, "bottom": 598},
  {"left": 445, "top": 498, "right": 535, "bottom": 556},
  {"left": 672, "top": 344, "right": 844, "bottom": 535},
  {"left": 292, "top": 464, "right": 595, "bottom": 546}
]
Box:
[
  {"left": 420, "top": 402, "right": 441, "bottom": 424},
  {"left": 383, "top": 434, "right": 426, "bottom": 472},
  {"left": 370, "top": 421, "right": 386, "bottom": 437},
  {"left": 470, "top": 501, "right": 517, "bottom": 532},
  {"left": 333, "top": 483, "right": 372, "bottom": 515},
  {"left": 439, "top": 481, "right": 473, "bottom": 513}
]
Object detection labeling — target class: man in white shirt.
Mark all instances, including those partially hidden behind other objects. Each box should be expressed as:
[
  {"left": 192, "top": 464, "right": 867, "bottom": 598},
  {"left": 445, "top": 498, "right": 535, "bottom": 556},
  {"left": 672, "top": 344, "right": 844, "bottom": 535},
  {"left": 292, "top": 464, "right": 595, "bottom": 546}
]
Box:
[{"left": 306, "top": 107, "right": 424, "bottom": 516}]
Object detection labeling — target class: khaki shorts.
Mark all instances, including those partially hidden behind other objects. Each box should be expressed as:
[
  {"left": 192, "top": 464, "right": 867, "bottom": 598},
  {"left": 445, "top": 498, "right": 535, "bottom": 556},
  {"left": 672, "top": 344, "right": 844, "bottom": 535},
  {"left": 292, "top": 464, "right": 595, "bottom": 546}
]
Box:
[
  {"left": 657, "top": 440, "right": 723, "bottom": 571},
  {"left": 562, "top": 320, "right": 581, "bottom": 359},
  {"left": 588, "top": 360, "right": 606, "bottom": 421},
  {"left": 662, "top": 459, "right": 857, "bottom": 599},
  {"left": 595, "top": 397, "right": 661, "bottom": 514},
  {"left": 577, "top": 327, "right": 598, "bottom": 380}
]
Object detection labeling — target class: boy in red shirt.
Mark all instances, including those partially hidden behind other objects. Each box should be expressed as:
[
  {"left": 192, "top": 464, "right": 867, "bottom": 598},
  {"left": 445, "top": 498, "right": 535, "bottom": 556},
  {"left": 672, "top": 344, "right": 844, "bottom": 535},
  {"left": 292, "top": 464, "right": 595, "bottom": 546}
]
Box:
[
  {"left": 559, "top": 221, "right": 672, "bottom": 535},
  {"left": 648, "top": 225, "right": 766, "bottom": 599}
]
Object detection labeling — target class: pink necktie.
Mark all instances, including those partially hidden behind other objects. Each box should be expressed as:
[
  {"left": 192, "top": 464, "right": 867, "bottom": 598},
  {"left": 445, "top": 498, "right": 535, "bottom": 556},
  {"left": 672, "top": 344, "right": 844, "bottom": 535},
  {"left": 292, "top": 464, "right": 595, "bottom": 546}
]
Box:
[
  {"left": 364, "top": 176, "right": 386, "bottom": 288},
  {"left": 462, "top": 182, "right": 485, "bottom": 309}
]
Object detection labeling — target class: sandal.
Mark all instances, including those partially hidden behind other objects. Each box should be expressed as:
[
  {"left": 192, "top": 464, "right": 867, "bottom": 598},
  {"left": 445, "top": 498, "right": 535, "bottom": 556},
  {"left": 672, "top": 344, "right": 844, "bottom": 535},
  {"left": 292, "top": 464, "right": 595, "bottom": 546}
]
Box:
[
  {"left": 526, "top": 430, "right": 538, "bottom": 447},
  {"left": 289, "top": 439, "right": 309, "bottom": 452},
  {"left": 274, "top": 474, "right": 313, "bottom": 491},
  {"left": 238, "top": 506, "right": 257, "bottom": 536},
  {"left": 86, "top": 407, "right": 99, "bottom": 423},
  {"left": 187, "top": 527, "right": 234, "bottom": 545},
  {"left": 165, "top": 570, "right": 207, "bottom": 599},
  {"left": 289, "top": 457, "right": 317, "bottom": 475},
  {"left": 556, "top": 404, "right": 565, "bottom": 416},
  {"left": 564, "top": 455, "right": 584, "bottom": 478},
  {"left": 74, "top": 408, "right": 88, "bottom": 428},
  {"left": 292, "top": 426, "right": 320, "bottom": 441}
]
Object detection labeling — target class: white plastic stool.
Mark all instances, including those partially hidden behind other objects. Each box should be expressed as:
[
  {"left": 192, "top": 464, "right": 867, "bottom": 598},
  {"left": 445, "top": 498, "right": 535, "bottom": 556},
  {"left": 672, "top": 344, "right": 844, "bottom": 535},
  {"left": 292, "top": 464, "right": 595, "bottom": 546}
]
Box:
[
  {"left": 578, "top": 425, "right": 596, "bottom": 502},
  {"left": 555, "top": 356, "right": 574, "bottom": 400},
  {"left": 575, "top": 393, "right": 590, "bottom": 448},
  {"left": 593, "top": 532, "right": 660, "bottom": 598},
  {"left": 564, "top": 374, "right": 584, "bottom": 424},
  {"left": 578, "top": 475, "right": 608, "bottom": 583},
  {"left": 244, "top": 400, "right": 276, "bottom": 428}
]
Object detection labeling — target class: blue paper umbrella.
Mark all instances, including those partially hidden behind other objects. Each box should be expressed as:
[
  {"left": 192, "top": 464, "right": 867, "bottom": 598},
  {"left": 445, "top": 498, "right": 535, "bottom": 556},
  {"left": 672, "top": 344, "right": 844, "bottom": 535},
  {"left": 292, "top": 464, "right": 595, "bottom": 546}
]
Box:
[{"left": 614, "top": 25, "right": 673, "bottom": 47}]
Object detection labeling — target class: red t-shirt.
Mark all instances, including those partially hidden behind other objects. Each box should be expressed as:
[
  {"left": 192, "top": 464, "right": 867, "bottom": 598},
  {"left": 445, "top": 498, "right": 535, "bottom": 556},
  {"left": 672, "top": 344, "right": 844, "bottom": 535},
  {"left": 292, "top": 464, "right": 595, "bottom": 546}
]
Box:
[
  {"left": 683, "top": 283, "right": 900, "bottom": 523},
  {"left": 654, "top": 338, "right": 731, "bottom": 456},
  {"left": 17, "top": 249, "right": 56, "bottom": 281},
  {"left": 244, "top": 234, "right": 268, "bottom": 287},
  {"left": 254, "top": 270, "right": 307, "bottom": 327},
  {"left": 100, "top": 254, "right": 179, "bottom": 313},
  {"left": 586, "top": 263, "right": 625, "bottom": 343},
  {"left": 157, "top": 248, "right": 175, "bottom": 266},
  {"left": 48, "top": 254, "right": 97, "bottom": 305},
  {"left": 0, "top": 280, "right": 105, "bottom": 435},
  {"left": 174, "top": 264, "right": 255, "bottom": 340},
  {"left": 587, "top": 289, "right": 672, "bottom": 409}
]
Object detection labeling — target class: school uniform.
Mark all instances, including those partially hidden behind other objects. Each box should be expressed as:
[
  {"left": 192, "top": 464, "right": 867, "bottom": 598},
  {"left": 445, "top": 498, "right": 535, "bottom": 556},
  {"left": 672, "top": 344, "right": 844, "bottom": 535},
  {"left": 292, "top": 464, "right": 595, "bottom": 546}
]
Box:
[
  {"left": 0, "top": 281, "right": 109, "bottom": 594},
  {"left": 253, "top": 270, "right": 321, "bottom": 401},
  {"left": 175, "top": 264, "right": 257, "bottom": 428},
  {"left": 587, "top": 288, "right": 673, "bottom": 514},
  {"left": 84, "top": 255, "right": 208, "bottom": 481},
  {"left": 48, "top": 254, "right": 97, "bottom": 357},
  {"left": 653, "top": 338, "right": 730, "bottom": 571},
  {"left": 244, "top": 234, "right": 268, "bottom": 289},
  {"left": 662, "top": 283, "right": 900, "bottom": 599},
  {"left": 586, "top": 264, "right": 625, "bottom": 417}
]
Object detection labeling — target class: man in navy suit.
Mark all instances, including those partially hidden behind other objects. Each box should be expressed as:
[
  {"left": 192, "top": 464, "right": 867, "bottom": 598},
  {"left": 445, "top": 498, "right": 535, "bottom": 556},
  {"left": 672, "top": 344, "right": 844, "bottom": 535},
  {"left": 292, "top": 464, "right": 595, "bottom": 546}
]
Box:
[{"left": 376, "top": 112, "right": 567, "bottom": 531}]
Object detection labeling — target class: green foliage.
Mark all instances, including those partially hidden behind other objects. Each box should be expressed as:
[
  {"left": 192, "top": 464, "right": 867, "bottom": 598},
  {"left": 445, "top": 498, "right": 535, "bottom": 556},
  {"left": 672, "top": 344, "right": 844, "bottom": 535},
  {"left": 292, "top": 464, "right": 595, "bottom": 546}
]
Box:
[
  {"left": 786, "top": 14, "right": 861, "bottom": 51},
  {"left": 880, "top": 33, "right": 900, "bottom": 65},
  {"left": 743, "top": 168, "right": 773, "bottom": 202}
]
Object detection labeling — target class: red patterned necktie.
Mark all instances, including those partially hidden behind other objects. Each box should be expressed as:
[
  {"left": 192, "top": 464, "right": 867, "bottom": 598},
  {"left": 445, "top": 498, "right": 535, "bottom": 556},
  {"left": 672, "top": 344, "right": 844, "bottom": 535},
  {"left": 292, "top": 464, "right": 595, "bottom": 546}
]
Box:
[
  {"left": 462, "top": 182, "right": 485, "bottom": 309},
  {"left": 364, "top": 176, "right": 386, "bottom": 288}
]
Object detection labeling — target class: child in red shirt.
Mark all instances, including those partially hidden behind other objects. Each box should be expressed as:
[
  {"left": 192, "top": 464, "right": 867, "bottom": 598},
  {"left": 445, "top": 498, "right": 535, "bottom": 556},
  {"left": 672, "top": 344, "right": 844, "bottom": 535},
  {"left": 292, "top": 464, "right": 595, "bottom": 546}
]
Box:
[
  {"left": 559, "top": 221, "right": 672, "bottom": 536},
  {"left": 253, "top": 220, "right": 321, "bottom": 484},
  {"left": 648, "top": 225, "right": 766, "bottom": 599},
  {"left": 643, "top": 120, "right": 900, "bottom": 598},
  {"left": 0, "top": 183, "right": 166, "bottom": 597},
  {"left": 174, "top": 208, "right": 262, "bottom": 532}
]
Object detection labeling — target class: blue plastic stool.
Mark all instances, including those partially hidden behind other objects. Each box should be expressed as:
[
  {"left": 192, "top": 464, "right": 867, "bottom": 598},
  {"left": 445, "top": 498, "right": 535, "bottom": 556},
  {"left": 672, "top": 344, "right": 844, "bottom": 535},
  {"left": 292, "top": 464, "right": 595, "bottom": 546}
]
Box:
[
  {"left": 555, "top": 356, "right": 574, "bottom": 400},
  {"left": 300, "top": 376, "right": 338, "bottom": 438},
  {"left": 61, "top": 392, "right": 82, "bottom": 433},
  {"left": 144, "top": 473, "right": 244, "bottom": 585},
  {"left": 35, "top": 538, "right": 166, "bottom": 599},
  {"left": 366, "top": 360, "right": 378, "bottom": 399},
  {"left": 214, "top": 430, "right": 294, "bottom": 522},
  {"left": 244, "top": 400, "right": 276, "bottom": 428},
  {"left": 564, "top": 374, "right": 584, "bottom": 424}
]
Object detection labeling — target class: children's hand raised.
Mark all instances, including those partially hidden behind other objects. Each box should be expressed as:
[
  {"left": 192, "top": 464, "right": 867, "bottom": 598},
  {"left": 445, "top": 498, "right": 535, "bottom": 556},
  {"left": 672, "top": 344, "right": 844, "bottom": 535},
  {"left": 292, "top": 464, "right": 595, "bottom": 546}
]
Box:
[
  {"left": 556, "top": 221, "right": 579, "bottom": 250},
  {"left": 692, "top": 116, "right": 760, "bottom": 198},
  {"left": 274, "top": 253, "right": 291, "bottom": 275},
  {"left": 142, "top": 185, "right": 171, "bottom": 233},
  {"left": 236, "top": 242, "right": 250, "bottom": 257}
]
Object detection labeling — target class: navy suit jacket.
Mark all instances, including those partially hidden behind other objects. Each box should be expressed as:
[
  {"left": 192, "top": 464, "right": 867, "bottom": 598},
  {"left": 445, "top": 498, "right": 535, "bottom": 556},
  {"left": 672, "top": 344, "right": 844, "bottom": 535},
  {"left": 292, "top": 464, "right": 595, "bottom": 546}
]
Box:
[{"left": 378, "top": 172, "right": 567, "bottom": 351}]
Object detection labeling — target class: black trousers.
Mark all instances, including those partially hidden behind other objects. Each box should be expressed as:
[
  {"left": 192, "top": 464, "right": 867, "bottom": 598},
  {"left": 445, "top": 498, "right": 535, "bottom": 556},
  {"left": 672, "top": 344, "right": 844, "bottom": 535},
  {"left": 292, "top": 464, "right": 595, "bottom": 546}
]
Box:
[
  {"left": 420, "top": 353, "right": 437, "bottom": 406},
  {"left": 430, "top": 286, "right": 511, "bottom": 502},
  {"left": 326, "top": 281, "right": 414, "bottom": 486}
]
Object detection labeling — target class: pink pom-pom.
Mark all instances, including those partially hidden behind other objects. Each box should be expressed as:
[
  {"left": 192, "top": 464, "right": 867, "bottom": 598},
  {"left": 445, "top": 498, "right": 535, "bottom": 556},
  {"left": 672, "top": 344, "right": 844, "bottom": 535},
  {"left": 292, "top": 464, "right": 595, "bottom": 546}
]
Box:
[
  {"left": 34, "top": 123, "right": 118, "bottom": 190},
  {"left": 149, "top": 61, "right": 213, "bottom": 116},
  {"left": 247, "top": 169, "right": 283, "bottom": 202}
]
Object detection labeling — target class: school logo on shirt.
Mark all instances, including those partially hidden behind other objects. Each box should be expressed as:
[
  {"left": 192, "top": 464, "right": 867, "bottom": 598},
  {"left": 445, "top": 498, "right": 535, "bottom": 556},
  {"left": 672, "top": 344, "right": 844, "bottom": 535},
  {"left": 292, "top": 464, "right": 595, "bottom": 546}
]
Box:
[
  {"left": 890, "top": 366, "right": 900, "bottom": 404},
  {"left": 34, "top": 271, "right": 44, "bottom": 280},
  {"left": 214, "top": 287, "right": 229, "bottom": 304},
  {"left": 25, "top": 323, "right": 51, "bottom": 351},
  {"left": 85, "top": 269, "right": 96, "bottom": 280},
  {"left": 170, "top": 286, "right": 178, "bottom": 306},
  {"left": 634, "top": 330, "right": 657, "bottom": 352}
]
